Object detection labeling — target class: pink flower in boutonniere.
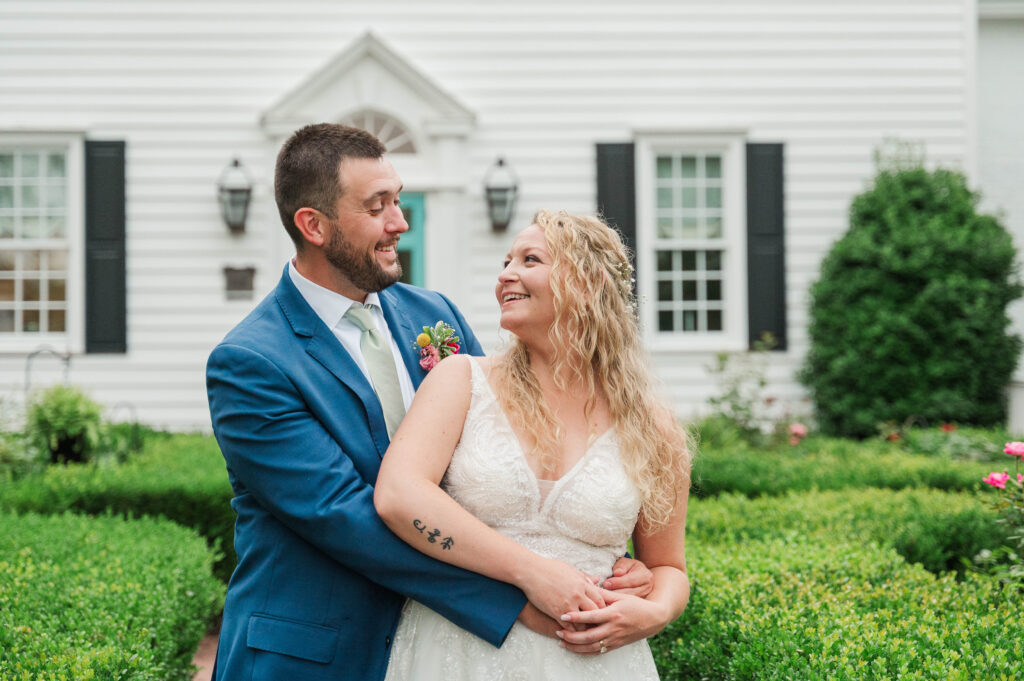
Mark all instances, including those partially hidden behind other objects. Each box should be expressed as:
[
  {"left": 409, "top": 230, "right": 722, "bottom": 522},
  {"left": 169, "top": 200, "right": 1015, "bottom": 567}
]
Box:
[{"left": 414, "top": 321, "right": 460, "bottom": 371}]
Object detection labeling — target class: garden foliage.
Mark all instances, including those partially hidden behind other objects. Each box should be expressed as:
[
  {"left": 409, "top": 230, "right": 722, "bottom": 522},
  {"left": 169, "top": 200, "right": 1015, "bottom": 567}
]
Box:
[
  {"left": 26, "top": 384, "right": 104, "bottom": 464},
  {"left": 801, "top": 161, "right": 1022, "bottom": 438},
  {"left": 0, "top": 512, "right": 224, "bottom": 681}
]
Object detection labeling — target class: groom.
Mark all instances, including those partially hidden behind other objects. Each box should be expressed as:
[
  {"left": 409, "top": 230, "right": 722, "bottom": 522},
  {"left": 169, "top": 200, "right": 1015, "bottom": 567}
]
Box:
[{"left": 206, "top": 124, "right": 645, "bottom": 681}]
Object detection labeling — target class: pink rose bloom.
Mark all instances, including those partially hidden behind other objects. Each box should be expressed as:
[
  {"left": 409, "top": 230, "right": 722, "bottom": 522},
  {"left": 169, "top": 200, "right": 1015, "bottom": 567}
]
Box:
[
  {"left": 788, "top": 423, "right": 808, "bottom": 438},
  {"left": 984, "top": 472, "right": 1010, "bottom": 489},
  {"left": 1004, "top": 441, "right": 1024, "bottom": 458},
  {"left": 419, "top": 345, "right": 440, "bottom": 371}
]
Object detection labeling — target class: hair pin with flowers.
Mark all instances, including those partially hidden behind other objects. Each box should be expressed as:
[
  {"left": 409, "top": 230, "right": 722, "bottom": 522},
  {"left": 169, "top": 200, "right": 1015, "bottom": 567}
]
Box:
[{"left": 415, "top": 321, "right": 460, "bottom": 371}]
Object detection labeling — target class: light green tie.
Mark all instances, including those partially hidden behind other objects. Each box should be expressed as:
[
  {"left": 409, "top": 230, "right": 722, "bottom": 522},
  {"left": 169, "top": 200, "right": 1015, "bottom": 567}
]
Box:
[{"left": 344, "top": 303, "right": 405, "bottom": 439}]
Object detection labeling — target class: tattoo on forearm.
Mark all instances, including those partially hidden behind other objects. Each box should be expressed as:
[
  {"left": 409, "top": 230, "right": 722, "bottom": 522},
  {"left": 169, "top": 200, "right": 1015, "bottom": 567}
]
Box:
[{"left": 412, "top": 519, "right": 454, "bottom": 550}]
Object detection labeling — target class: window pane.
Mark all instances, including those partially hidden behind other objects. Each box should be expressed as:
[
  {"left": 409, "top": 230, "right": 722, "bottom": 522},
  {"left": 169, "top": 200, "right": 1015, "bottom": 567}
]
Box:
[
  {"left": 707, "top": 309, "right": 723, "bottom": 331},
  {"left": 22, "top": 216, "right": 41, "bottom": 239},
  {"left": 0, "top": 216, "right": 13, "bottom": 238},
  {"left": 682, "top": 217, "right": 698, "bottom": 239},
  {"left": 706, "top": 250, "right": 722, "bottom": 271},
  {"left": 48, "top": 309, "right": 65, "bottom": 332},
  {"left": 0, "top": 252, "right": 13, "bottom": 271},
  {"left": 23, "top": 251, "right": 40, "bottom": 271},
  {"left": 658, "top": 310, "right": 675, "bottom": 332},
  {"left": 657, "top": 280, "right": 673, "bottom": 302},
  {"left": 45, "top": 216, "right": 65, "bottom": 238},
  {"left": 21, "top": 153, "right": 40, "bottom": 177},
  {"left": 707, "top": 279, "right": 722, "bottom": 301},
  {"left": 21, "top": 184, "right": 40, "bottom": 209},
  {"left": 706, "top": 186, "right": 721, "bottom": 209},
  {"left": 681, "top": 187, "right": 697, "bottom": 209},
  {"left": 657, "top": 216, "right": 676, "bottom": 238},
  {"left": 682, "top": 251, "right": 697, "bottom": 271},
  {"left": 0, "top": 186, "right": 12, "bottom": 209},
  {"left": 49, "top": 249, "right": 68, "bottom": 270},
  {"left": 49, "top": 278, "right": 66, "bottom": 302},
  {"left": 656, "top": 156, "right": 673, "bottom": 179},
  {"left": 680, "top": 156, "right": 696, "bottom": 179},
  {"left": 0, "top": 309, "right": 13, "bottom": 332},
  {"left": 656, "top": 251, "right": 673, "bottom": 272},
  {"left": 45, "top": 184, "right": 65, "bottom": 211},
  {"left": 683, "top": 280, "right": 697, "bottom": 301},
  {"left": 46, "top": 153, "right": 65, "bottom": 178},
  {"left": 706, "top": 156, "right": 722, "bottom": 178},
  {"left": 0, "top": 279, "right": 12, "bottom": 301},
  {"left": 23, "top": 279, "right": 40, "bottom": 301},
  {"left": 0, "top": 154, "right": 13, "bottom": 177},
  {"left": 22, "top": 309, "right": 40, "bottom": 332},
  {"left": 683, "top": 310, "right": 698, "bottom": 331},
  {"left": 657, "top": 187, "right": 673, "bottom": 209},
  {"left": 706, "top": 216, "right": 722, "bottom": 238}
]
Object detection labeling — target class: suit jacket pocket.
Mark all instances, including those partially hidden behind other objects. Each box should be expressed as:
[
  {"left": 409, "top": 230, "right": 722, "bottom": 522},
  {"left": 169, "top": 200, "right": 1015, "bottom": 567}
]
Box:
[{"left": 246, "top": 613, "right": 339, "bottom": 664}]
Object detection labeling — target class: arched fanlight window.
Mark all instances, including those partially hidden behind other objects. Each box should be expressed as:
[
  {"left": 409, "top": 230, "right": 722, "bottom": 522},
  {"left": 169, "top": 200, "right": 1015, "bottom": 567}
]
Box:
[{"left": 340, "top": 110, "right": 417, "bottom": 153}]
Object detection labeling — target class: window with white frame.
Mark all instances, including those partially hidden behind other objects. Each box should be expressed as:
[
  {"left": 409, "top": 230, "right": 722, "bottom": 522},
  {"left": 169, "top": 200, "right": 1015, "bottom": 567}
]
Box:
[
  {"left": 0, "top": 135, "right": 84, "bottom": 352},
  {"left": 636, "top": 135, "right": 747, "bottom": 351}
]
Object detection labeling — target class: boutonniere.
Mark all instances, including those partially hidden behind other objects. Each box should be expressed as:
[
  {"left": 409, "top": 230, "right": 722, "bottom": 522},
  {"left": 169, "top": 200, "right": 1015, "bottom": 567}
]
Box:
[{"left": 414, "top": 321, "right": 460, "bottom": 371}]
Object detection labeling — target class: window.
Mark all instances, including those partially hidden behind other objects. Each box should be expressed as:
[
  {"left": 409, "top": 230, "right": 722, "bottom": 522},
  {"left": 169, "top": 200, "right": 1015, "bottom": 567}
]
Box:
[
  {"left": 0, "top": 134, "right": 84, "bottom": 353},
  {"left": 636, "top": 135, "right": 747, "bottom": 351},
  {"left": 340, "top": 110, "right": 417, "bottom": 154}
]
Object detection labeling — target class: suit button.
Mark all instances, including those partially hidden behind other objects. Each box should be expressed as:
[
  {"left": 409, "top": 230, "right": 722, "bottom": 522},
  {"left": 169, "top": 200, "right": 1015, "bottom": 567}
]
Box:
[{"left": 385, "top": 636, "right": 392, "bottom": 648}]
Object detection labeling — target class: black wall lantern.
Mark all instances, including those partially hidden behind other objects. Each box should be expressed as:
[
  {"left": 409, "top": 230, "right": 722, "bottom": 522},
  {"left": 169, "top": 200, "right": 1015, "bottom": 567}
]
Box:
[
  {"left": 483, "top": 157, "right": 518, "bottom": 232},
  {"left": 217, "top": 158, "right": 253, "bottom": 234}
]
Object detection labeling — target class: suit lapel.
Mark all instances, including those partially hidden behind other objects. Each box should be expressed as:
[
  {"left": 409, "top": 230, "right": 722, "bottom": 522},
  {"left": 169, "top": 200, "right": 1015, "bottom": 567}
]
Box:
[
  {"left": 274, "top": 267, "right": 391, "bottom": 457},
  {"left": 379, "top": 287, "right": 426, "bottom": 390}
]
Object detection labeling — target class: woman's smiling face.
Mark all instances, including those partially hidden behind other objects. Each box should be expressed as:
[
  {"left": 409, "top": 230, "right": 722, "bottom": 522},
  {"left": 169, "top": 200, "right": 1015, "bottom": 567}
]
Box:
[{"left": 495, "top": 224, "right": 556, "bottom": 336}]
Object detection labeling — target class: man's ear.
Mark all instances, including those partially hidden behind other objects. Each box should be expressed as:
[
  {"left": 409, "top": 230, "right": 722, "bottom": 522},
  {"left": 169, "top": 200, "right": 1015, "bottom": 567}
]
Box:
[{"left": 293, "top": 207, "right": 327, "bottom": 247}]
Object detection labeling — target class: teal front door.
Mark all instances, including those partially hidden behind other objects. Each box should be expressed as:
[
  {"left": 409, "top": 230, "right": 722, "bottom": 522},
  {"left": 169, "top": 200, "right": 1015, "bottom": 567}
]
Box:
[{"left": 398, "top": 193, "right": 424, "bottom": 287}]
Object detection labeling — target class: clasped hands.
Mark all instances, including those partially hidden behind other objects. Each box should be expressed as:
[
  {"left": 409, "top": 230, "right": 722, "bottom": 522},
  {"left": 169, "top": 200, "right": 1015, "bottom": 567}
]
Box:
[{"left": 516, "top": 556, "right": 666, "bottom": 656}]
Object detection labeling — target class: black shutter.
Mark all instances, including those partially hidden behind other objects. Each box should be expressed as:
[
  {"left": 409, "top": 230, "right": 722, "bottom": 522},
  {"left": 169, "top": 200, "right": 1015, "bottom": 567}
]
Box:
[
  {"left": 84, "top": 140, "right": 127, "bottom": 353},
  {"left": 596, "top": 143, "right": 637, "bottom": 274},
  {"left": 745, "top": 143, "right": 786, "bottom": 350}
]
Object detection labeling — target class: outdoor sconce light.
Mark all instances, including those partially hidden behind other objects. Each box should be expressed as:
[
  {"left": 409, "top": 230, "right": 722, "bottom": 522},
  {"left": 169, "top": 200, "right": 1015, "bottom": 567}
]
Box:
[
  {"left": 217, "top": 158, "right": 253, "bottom": 234},
  {"left": 483, "top": 157, "right": 518, "bottom": 232}
]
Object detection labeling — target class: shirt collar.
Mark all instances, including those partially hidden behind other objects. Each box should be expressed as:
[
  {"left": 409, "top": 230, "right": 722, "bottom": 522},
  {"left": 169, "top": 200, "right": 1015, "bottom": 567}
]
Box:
[{"left": 287, "top": 259, "right": 382, "bottom": 330}]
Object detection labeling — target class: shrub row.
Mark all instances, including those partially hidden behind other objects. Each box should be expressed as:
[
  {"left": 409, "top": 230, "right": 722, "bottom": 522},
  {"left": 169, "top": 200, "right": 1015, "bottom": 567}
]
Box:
[
  {"left": 651, "top": 536, "right": 1022, "bottom": 681},
  {"left": 687, "top": 487, "right": 1009, "bottom": 574},
  {"left": 692, "top": 440, "right": 994, "bottom": 499},
  {"left": 0, "top": 433, "right": 236, "bottom": 582},
  {"left": 0, "top": 511, "right": 224, "bottom": 681}
]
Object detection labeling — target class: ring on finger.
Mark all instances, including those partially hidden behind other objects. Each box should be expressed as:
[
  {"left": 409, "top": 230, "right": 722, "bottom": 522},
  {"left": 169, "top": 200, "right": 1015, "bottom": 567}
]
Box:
[{"left": 599, "top": 639, "right": 607, "bottom": 654}]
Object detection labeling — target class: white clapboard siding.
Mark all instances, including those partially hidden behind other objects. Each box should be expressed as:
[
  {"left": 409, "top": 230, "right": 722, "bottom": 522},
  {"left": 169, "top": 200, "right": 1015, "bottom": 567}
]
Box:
[{"left": 0, "top": 0, "right": 974, "bottom": 430}]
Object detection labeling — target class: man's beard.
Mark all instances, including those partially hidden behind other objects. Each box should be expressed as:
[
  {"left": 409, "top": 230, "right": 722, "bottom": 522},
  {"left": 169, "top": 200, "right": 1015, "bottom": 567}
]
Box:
[{"left": 324, "top": 222, "right": 402, "bottom": 293}]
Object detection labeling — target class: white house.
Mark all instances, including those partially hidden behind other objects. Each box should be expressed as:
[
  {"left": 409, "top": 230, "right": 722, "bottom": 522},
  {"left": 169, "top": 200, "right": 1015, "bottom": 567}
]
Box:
[{"left": 1, "top": 0, "right": 1022, "bottom": 431}]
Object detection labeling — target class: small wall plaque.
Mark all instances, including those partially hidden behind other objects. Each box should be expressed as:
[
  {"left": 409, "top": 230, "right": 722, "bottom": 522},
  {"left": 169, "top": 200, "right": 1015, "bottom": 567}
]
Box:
[{"left": 224, "top": 266, "right": 256, "bottom": 300}]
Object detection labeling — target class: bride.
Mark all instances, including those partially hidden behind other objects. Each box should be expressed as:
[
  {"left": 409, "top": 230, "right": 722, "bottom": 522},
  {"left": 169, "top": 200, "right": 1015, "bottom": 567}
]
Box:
[{"left": 374, "top": 210, "right": 692, "bottom": 680}]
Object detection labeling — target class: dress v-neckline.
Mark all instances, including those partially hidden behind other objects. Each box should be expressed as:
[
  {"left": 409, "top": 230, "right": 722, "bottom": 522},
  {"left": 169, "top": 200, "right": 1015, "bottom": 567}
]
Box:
[{"left": 469, "top": 358, "right": 614, "bottom": 512}]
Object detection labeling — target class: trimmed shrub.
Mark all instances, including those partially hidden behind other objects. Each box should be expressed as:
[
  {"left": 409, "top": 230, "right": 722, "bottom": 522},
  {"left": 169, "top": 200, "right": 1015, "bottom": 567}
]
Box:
[
  {"left": 26, "top": 384, "right": 104, "bottom": 464},
  {"left": 0, "top": 433, "right": 236, "bottom": 581},
  {"left": 687, "top": 488, "right": 1010, "bottom": 574},
  {"left": 651, "top": 538, "right": 1023, "bottom": 681},
  {"left": 800, "top": 162, "right": 1022, "bottom": 438},
  {"left": 692, "top": 439, "right": 993, "bottom": 499},
  {"left": 0, "top": 512, "right": 224, "bottom": 681}
]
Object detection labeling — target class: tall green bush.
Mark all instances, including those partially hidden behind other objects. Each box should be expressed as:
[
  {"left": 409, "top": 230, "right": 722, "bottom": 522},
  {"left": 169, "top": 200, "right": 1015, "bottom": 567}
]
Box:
[{"left": 801, "top": 160, "right": 1022, "bottom": 438}]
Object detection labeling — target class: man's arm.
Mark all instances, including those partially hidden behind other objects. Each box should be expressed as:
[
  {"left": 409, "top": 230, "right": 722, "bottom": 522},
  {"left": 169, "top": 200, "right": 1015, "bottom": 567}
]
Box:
[{"left": 207, "top": 342, "right": 526, "bottom": 647}]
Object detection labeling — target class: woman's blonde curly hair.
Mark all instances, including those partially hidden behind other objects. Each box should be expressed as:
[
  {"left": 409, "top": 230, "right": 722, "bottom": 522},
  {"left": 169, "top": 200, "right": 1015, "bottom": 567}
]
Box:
[{"left": 494, "top": 210, "right": 692, "bottom": 529}]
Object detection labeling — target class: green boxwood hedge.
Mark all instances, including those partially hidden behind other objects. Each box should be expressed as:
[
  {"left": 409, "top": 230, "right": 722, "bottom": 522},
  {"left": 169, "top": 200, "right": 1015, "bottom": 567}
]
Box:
[
  {"left": 651, "top": 537, "right": 1022, "bottom": 680},
  {"left": 688, "top": 488, "right": 1010, "bottom": 574},
  {"left": 0, "top": 434, "right": 236, "bottom": 582},
  {"left": 692, "top": 441, "right": 993, "bottom": 499},
  {"left": 0, "top": 511, "right": 224, "bottom": 681}
]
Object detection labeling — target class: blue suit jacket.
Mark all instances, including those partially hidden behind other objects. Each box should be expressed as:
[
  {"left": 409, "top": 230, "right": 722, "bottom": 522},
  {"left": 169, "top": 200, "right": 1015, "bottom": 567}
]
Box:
[{"left": 206, "top": 268, "right": 527, "bottom": 681}]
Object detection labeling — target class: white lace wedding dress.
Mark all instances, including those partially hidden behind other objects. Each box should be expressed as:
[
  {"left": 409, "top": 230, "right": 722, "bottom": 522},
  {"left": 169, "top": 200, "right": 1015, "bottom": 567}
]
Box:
[{"left": 384, "top": 358, "right": 660, "bottom": 681}]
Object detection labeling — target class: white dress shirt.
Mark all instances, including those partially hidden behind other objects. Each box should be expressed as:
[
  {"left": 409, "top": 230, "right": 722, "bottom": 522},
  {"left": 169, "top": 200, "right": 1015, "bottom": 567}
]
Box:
[{"left": 288, "top": 260, "right": 416, "bottom": 410}]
